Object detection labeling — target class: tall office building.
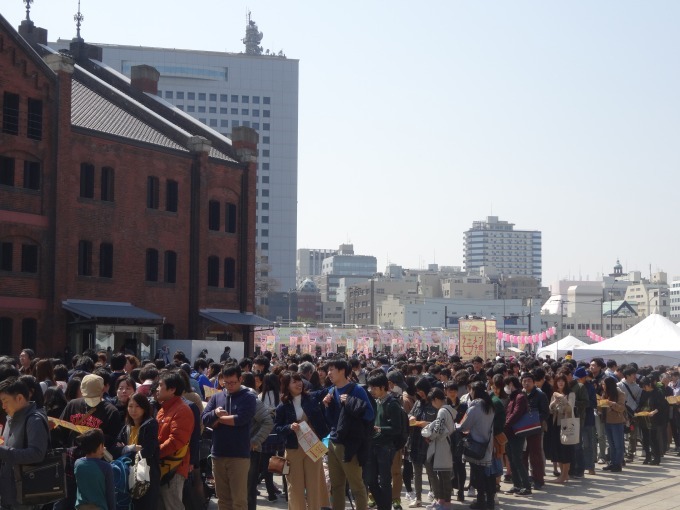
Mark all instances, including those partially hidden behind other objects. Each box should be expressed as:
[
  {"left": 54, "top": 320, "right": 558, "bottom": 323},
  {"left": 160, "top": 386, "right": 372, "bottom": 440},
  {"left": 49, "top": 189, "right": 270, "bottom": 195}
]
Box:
[
  {"left": 463, "top": 216, "right": 542, "bottom": 282},
  {"left": 53, "top": 16, "right": 299, "bottom": 292},
  {"left": 297, "top": 247, "right": 339, "bottom": 283}
]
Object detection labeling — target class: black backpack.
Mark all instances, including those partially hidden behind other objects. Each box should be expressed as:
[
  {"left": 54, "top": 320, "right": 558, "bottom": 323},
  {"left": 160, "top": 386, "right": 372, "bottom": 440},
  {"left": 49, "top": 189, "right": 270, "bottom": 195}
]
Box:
[{"left": 391, "top": 395, "right": 410, "bottom": 450}]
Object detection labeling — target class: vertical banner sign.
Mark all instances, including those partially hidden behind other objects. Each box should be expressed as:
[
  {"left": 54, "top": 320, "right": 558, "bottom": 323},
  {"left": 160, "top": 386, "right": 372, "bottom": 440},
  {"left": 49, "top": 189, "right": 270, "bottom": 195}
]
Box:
[
  {"left": 459, "top": 320, "right": 487, "bottom": 360},
  {"left": 485, "top": 320, "right": 497, "bottom": 358}
]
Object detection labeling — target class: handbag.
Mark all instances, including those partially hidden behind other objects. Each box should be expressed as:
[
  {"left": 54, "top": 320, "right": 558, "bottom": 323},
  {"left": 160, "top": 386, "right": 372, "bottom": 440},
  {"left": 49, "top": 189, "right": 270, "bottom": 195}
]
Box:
[
  {"left": 560, "top": 417, "right": 580, "bottom": 445},
  {"left": 493, "top": 432, "right": 508, "bottom": 458},
  {"left": 159, "top": 443, "right": 189, "bottom": 484},
  {"left": 129, "top": 452, "right": 151, "bottom": 499},
  {"left": 14, "top": 414, "right": 67, "bottom": 506},
  {"left": 512, "top": 409, "right": 542, "bottom": 438},
  {"left": 267, "top": 455, "right": 290, "bottom": 475}
]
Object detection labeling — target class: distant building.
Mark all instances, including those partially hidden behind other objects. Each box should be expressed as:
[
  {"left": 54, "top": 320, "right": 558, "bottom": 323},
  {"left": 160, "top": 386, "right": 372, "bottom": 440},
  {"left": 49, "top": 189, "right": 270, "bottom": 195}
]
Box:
[
  {"left": 314, "top": 244, "right": 377, "bottom": 302},
  {"left": 464, "top": 216, "right": 542, "bottom": 282},
  {"left": 297, "top": 247, "right": 338, "bottom": 283}
]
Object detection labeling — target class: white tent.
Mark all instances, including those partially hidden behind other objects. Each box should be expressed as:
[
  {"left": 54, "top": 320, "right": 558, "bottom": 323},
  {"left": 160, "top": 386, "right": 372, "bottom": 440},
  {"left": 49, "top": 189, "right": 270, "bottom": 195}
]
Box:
[
  {"left": 536, "top": 335, "right": 588, "bottom": 360},
  {"left": 573, "top": 313, "right": 680, "bottom": 366}
]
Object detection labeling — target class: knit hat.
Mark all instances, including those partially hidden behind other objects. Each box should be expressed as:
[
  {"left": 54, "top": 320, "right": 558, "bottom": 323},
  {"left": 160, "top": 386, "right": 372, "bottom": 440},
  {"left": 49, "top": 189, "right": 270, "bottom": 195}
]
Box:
[{"left": 573, "top": 367, "right": 588, "bottom": 380}]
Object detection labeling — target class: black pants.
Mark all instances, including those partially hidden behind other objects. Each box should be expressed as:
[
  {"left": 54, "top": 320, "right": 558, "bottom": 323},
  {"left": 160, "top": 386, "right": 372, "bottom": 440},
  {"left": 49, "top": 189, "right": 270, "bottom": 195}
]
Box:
[
  {"left": 470, "top": 463, "right": 496, "bottom": 508},
  {"left": 452, "top": 456, "right": 466, "bottom": 495},
  {"left": 247, "top": 450, "right": 261, "bottom": 510}
]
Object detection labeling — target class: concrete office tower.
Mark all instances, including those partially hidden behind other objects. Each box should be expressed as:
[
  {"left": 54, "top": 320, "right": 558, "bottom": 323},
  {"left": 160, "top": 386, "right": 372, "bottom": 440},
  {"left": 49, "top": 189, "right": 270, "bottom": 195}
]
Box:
[
  {"left": 463, "top": 216, "right": 542, "bottom": 282},
  {"left": 52, "top": 15, "right": 299, "bottom": 292}
]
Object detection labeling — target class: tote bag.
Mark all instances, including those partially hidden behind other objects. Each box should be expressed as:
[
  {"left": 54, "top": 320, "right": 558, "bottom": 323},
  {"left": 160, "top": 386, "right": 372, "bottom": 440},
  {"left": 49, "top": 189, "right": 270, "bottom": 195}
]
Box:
[
  {"left": 560, "top": 417, "right": 580, "bottom": 445},
  {"left": 512, "top": 409, "right": 541, "bottom": 438}
]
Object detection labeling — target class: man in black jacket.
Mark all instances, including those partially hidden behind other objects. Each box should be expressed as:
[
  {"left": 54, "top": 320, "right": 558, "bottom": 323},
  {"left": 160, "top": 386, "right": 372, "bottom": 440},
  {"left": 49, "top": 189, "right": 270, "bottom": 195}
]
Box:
[
  {"left": 0, "top": 377, "right": 49, "bottom": 508},
  {"left": 521, "top": 373, "right": 549, "bottom": 489}
]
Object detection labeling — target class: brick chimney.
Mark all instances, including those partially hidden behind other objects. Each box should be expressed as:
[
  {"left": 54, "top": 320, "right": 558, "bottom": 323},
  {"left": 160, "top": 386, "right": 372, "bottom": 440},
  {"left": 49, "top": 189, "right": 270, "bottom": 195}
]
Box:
[
  {"left": 18, "top": 20, "right": 47, "bottom": 47},
  {"left": 130, "top": 65, "right": 160, "bottom": 95}
]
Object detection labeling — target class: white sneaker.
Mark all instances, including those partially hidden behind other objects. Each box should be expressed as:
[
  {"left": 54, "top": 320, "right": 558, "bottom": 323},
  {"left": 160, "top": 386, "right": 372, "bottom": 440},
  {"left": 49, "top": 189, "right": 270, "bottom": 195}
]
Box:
[
  {"left": 428, "top": 491, "right": 435, "bottom": 502},
  {"left": 408, "top": 501, "right": 423, "bottom": 508},
  {"left": 467, "top": 487, "right": 476, "bottom": 497},
  {"left": 405, "top": 491, "right": 416, "bottom": 501}
]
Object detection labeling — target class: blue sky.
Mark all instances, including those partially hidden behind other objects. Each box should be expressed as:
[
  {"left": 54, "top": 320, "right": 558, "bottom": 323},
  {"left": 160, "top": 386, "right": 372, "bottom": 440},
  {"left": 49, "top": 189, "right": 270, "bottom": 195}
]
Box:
[{"left": 4, "top": 1, "right": 679, "bottom": 285}]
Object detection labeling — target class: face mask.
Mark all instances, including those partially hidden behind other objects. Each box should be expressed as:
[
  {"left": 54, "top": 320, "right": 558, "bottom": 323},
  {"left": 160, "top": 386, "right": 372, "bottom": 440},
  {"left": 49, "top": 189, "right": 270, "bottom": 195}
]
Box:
[
  {"left": 391, "top": 386, "right": 401, "bottom": 394},
  {"left": 504, "top": 385, "right": 513, "bottom": 394}
]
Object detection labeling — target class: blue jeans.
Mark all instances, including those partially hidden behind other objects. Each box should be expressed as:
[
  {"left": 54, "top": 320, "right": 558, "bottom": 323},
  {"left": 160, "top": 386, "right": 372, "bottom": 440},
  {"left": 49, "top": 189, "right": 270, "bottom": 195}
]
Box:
[
  {"left": 582, "top": 425, "right": 596, "bottom": 470},
  {"left": 605, "top": 423, "right": 624, "bottom": 468},
  {"left": 365, "top": 444, "right": 395, "bottom": 510}
]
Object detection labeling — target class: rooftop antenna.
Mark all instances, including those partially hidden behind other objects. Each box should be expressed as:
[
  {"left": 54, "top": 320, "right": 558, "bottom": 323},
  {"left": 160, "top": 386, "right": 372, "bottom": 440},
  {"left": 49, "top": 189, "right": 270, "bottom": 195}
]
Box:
[
  {"left": 24, "top": 0, "right": 33, "bottom": 21},
  {"left": 74, "top": 0, "right": 84, "bottom": 41}
]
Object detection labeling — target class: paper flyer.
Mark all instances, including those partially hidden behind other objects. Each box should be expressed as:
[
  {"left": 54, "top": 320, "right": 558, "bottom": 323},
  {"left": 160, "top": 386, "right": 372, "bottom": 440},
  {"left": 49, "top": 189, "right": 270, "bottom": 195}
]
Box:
[
  {"left": 203, "top": 385, "right": 221, "bottom": 400},
  {"left": 48, "top": 416, "right": 95, "bottom": 434},
  {"left": 295, "top": 421, "right": 327, "bottom": 462}
]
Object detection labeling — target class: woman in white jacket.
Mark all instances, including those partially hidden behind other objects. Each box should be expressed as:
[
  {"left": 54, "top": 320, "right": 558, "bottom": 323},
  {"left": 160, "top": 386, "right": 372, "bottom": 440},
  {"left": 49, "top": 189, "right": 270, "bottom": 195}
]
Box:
[{"left": 421, "top": 388, "right": 456, "bottom": 510}]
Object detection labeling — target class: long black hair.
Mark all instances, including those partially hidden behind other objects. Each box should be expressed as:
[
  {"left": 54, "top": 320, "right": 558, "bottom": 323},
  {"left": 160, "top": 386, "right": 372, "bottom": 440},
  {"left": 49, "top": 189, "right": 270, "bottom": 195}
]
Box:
[
  {"left": 261, "top": 372, "right": 280, "bottom": 406},
  {"left": 470, "top": 381, "right": 493, "bottom": 414}
]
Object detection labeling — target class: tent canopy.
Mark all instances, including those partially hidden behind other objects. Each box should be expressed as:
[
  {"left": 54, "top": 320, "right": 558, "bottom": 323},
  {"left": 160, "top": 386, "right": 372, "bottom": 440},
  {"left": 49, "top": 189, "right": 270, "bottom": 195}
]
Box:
[
  {"left": 573, "top": 313, "right": 680, "bottom": 366},
  {"left": 536, "top": 335, "right": 588, "bottom": 360}
]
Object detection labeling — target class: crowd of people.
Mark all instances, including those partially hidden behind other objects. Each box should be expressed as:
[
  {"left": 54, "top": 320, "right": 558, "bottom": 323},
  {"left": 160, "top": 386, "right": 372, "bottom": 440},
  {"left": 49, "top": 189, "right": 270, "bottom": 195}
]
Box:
[{"left": 0, "top": 345, "right": 678, "bottom": 510}]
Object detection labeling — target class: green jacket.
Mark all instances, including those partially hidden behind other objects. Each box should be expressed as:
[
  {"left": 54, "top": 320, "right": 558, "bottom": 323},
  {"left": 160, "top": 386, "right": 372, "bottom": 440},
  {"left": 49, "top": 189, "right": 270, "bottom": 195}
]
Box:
[{"left": 372, "top": 394, "right": 403, "bottom": 448}]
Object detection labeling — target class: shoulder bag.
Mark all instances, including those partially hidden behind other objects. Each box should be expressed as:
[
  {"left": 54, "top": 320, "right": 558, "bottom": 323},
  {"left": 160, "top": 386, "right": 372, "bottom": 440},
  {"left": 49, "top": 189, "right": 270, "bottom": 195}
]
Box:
[
  {"left": 14, "top": 413, "right": 67, "bottom": 506},
  {"left": 267, "top": 455, "right": 290, "bottom": 475},
  {"left": 511, "top": 409, "right": 542, "bottom": 438}
]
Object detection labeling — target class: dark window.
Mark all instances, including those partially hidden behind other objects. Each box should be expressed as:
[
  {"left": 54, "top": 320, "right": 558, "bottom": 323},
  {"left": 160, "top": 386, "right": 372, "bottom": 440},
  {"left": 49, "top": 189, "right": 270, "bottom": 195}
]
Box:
[
  {"left": 231, "top": 95, "right": 238, "bottom": 102},
  {"left": 164, "top": 251, "right": 177, "bottom": 284},
  {"left": 166, "top": 180, "right": 178, "bottom": 212},
  {"left": 262, "top": 176, "right": 269, "bottom": 183},
  {"left": 0, "top": 242, "right": 12, "bottom": 271},
  {"left": 0, "top": 317, "right": 12, "bottom": 353},
  {"left": 145, "top": 248, "right": 158, "bottom": 282},
  {"left": 2, "top": 92, "right": 19, "bottom": 135},
  {"left": 207, "top": 256, "right": 219, "bottom": 287},
  {"left": 252, "top": 109, "right": 259, "bottom": 117},
  {"left": 21, "top": 318, "right": 37, "bottom": 351},
  {"left": 23, "top": 161, "right": 40, "bottom": 190},
  {"left": 101, "top": 167, "right": 114, "bottom": 201},
  {"left": 209, "top": 94, "right": 217, "bottom": 102},
  {"left": 27, "top": 98, "right": 42, "bottom": 140},
  {"left": 241, "top": 109, "right": 249, "bottom": 116},
  {"left": 99, "top": 242, "right": 113, "bottom": 278},
  {"left": 21, "top": 244, "right": 38, "bottom": 273},
  {"left": 198, "top": 93, "right": 206, "bottom": 101},
  {"left": 224, "top": 258, "right": 236, "bottom": 288},
  {"left": 242, "top": 96, "right": 249, "bottom": 103},
  {"left": 147, "top": 176, "right": 159, "bottom": 209},
  {"left": 225, "top": 202, "right": 237, "bottom": 233},
  {"left": 208, "top": 200, "right": 220, "bottom": 230},
  {"left": 176, "top": 92, "right": 185, "bottom": 100},
  {"left": 0, "top": 156, "right": 14, "bottom": 186},
  {"left": 230, "top": 108, "right": 238, "bottom": 115},
  {"left": 220, "top": 94, "right": 228, "bottom": 102},
  {"left": 80, "top": 163, "right": 94, "bottom": 198},
  {"left": 263, "top": 123, "right": 270, "bottom": 131},
  {"left": 263, "top": 110, "right": 270, "bottom": 118},
  {"left": 78, "top": 240, "right": 92, "bottom": 276},
  {"left": 253, "top": 96, "right": 260, "bottom": 104},
  {"left": 188, "top": 92, "right": 195, "bottom": 100}
]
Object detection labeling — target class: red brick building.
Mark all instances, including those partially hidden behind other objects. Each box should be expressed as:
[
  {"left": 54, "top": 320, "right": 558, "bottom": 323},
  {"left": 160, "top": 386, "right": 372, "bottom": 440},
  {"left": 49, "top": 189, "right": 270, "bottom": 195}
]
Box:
[{"left": 0, "top": 14, "right": 266, "bottom": 358}]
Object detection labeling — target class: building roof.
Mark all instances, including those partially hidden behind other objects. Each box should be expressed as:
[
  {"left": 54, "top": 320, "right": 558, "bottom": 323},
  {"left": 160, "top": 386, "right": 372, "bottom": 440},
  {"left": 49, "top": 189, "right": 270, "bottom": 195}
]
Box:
[
  {"left": 71, "top": 78, "right": 189, "bottom": 152},
  {"left": 62, "top": 299, "right": 162, "bottom": 321}
]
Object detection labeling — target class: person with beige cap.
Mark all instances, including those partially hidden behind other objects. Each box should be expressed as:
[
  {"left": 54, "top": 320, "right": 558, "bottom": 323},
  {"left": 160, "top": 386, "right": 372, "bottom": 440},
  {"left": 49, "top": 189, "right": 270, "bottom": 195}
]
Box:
[{"left": 54, "top": 374, "right": 123, "bottom": 510}]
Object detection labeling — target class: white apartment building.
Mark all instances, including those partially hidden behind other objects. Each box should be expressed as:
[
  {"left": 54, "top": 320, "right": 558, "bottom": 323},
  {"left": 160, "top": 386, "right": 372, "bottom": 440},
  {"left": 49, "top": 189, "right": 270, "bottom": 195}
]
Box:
[
  {"left": 53, "top": 17, "right": 299, "bottom": 292},
  {"left": 297, "top": 247, "right": 338, "bottom": 283},
  {"left": 464, "top": 216, "right": 542, "bottom": 282}
]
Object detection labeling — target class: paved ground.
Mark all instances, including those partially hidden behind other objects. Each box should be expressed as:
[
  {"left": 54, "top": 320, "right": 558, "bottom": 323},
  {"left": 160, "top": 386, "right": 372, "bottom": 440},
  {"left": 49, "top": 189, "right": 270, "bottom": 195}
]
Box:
[{"left": 209, "top": 452, "right": 680, "bottom": 509}]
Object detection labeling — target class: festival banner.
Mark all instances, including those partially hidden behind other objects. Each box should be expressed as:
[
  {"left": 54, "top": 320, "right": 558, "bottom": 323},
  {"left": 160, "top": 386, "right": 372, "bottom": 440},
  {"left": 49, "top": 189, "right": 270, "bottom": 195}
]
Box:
[
  {"left": 459, "top": 320, "right": 487, "bottom": 360},
  {"left": 485, "top": 320, "right": 497, "bottom": 358}
]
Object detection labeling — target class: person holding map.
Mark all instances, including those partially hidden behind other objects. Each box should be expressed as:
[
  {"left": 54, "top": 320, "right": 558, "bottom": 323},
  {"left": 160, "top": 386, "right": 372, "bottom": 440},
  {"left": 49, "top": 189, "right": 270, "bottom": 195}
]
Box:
[{"left": 274, "top": 371, "right": 329, "bottom": 510}]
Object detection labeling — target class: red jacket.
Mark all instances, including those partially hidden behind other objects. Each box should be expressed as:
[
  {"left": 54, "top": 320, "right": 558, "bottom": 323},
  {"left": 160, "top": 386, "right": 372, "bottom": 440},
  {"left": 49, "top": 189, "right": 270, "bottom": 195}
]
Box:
[
  {"left": 504, "top": 390, "right": 529, "bottom": 438},
  {"left": 157, "top": 395, "right": 194, "bottom": 478}
]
